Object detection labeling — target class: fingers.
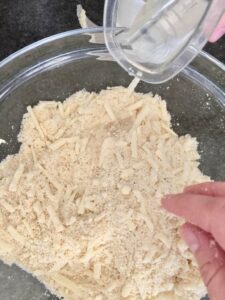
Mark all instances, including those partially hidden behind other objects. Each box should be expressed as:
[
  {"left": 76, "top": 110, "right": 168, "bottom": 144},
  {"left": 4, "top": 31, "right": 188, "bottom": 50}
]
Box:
[
  {"left": 181, "top": 223, "right": 225, "bottom": 300},
  {"left": 162, "top": 192, "right": 220, "bottom": 231},
  {"left": 185, "top": 182, "right": 225, "bottom": 197},
  {"left": 162, "top": 193, "right": 225, "bottom": 250},
  {"left": 209, "top": 13, "right": 225, "bottom": 42}
]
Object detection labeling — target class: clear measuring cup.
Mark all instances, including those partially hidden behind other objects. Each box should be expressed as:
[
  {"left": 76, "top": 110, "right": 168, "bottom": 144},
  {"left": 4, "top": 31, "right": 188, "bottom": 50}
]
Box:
[{"left": 104, "top": 0, "right": 225, "bottom": 83}]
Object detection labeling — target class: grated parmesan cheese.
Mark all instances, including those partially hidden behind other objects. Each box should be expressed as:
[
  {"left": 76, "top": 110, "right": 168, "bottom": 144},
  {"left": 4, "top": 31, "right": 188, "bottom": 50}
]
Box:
[
  {"left": 7, "top": 226, "right": 25, "bottom": 244},
  {"left": 0, "top": 199, "right": 16, "bottom": 213},
  {"left": 0, "top": 239, "right": 14, "bottom": 253},
  {"left": 0, "top": 86, "right": 209, "bottom": 300}
]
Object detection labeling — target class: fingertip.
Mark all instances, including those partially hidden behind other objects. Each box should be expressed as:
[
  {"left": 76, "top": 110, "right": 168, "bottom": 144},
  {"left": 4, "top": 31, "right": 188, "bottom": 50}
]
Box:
[
  {"left": 161, "top": 194, "right": 175, "bottom": 209},
  {"left": 209, "top": 35, "right": 219, "bottom": 43},
  {"left": 209, "top": 28, "right": 225, "bottom": 43},
  {"left": 161, "top": 193, "right": 191, "bottom": 217}
]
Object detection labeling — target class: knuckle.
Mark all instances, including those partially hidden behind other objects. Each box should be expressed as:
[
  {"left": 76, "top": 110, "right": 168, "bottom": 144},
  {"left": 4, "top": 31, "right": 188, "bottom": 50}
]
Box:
[{"left": 200, "top": 261, "right": 213, "bottom": 285}]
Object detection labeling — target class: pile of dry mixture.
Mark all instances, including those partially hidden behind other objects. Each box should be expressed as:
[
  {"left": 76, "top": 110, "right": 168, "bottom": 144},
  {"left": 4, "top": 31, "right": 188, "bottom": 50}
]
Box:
[{"left": 0, "top": 86, "right": 208, "bottom": 300}]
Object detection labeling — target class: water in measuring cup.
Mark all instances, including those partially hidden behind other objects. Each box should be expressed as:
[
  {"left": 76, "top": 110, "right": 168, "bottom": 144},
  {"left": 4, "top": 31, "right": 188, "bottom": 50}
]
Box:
[{"left": 116, "top": 0, "right": 210, "bottom": 67}]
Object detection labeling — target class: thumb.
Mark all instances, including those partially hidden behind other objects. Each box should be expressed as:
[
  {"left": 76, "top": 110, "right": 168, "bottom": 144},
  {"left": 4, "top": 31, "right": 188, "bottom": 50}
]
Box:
[
  {"left": 209, "top": 13, "right": 225, "bottom": 42},
  {"left": 181, "top": 223, "right": 225, "bottom": 300}
]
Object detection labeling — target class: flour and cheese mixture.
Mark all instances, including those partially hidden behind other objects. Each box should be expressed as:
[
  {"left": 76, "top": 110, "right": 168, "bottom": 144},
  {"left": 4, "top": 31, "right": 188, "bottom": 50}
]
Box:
[{"left": 0, "top": 86, "right": 208, "bottom": 300}]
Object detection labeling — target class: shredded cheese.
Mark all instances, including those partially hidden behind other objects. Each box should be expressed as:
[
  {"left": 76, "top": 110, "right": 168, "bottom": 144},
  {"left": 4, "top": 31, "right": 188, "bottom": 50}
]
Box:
[
  {"left": 131, "top": 130, "right": 138, "bottom": 159},
  {"left": 9, "top": 164, "right": 25, "bottom": 192},
  {"left": 46, "top": 205, "right": 64, "bottom": 233},
  {"left": 27, "top": 106, "right": 46, "bottom": 139},
  {"left": 0, "top": 86, "right": 208, "bottom": 300},
  {"left": 52, "top": 273, "right": 84, "bottom": 295},
  {"left": 37, "top": 164, "right": 61, "bottom": 190},
  {"left": 133, "top": 103, "right": 151, "bottom": 129},
  {"left": 103, "top": 102, "right": 117, "bottom": 121},
  {"left": 49, "top": 137, "right": 77, "bottom": 151},
  {"left": 127, "top": 99, "right": 144, "bottom": 111},
  {"left": 99, "top": 137, "right": 115, "bottom": 167}
]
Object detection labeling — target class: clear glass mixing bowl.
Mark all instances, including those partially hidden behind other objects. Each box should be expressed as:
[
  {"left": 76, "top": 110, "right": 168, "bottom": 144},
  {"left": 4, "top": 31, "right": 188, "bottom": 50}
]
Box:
[{"left": 0, "top": 27, "right": 224, "bottom": 300}]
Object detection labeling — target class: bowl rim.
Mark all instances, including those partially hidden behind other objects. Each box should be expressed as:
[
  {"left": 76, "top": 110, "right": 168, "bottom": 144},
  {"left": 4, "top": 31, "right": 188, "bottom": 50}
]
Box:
[{"left": 0, "top": 27, "right": 225, "bottom": 72}]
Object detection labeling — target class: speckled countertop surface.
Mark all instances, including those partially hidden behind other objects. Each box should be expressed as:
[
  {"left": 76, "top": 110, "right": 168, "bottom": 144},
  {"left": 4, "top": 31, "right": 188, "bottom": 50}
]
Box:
[{"left": 0, "top": 0, "right": 224, "bottom": 63}]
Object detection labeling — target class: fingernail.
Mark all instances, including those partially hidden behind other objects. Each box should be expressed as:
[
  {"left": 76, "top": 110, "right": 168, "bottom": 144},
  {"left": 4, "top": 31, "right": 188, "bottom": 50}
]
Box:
[{"left": 181, "top": 226, "right": 200, "bottom": 253}]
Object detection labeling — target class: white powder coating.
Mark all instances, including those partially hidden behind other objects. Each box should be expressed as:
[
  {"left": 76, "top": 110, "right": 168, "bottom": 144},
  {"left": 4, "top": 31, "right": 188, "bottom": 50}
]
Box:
[{"left": 0, "top": 87, "right": 209, "bottom": 300}]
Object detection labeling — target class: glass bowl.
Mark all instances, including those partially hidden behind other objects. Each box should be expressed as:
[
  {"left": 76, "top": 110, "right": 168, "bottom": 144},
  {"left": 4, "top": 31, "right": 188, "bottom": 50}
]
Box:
[{"left": 0, "top": 28, "right": 224, "bottom": 300}]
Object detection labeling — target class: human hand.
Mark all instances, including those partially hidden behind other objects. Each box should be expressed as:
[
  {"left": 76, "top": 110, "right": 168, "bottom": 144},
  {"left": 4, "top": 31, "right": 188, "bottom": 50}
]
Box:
[
  {"left": 210, "top": 13, "right": 225, "bottom": 42},
  {"left": 162, "top": 182, "right": 225, "bottom": 300}
]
